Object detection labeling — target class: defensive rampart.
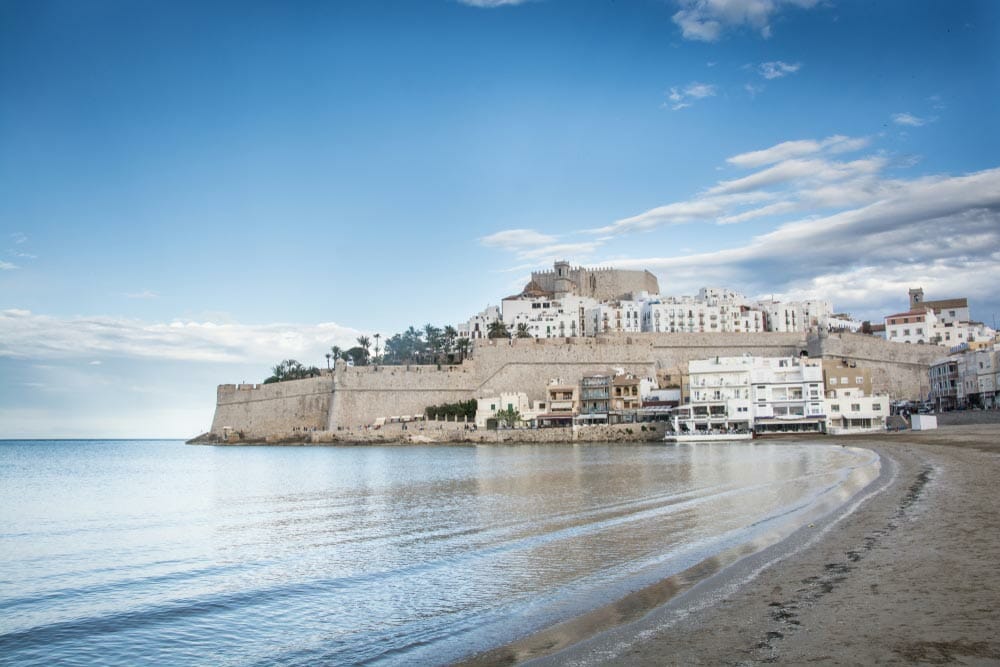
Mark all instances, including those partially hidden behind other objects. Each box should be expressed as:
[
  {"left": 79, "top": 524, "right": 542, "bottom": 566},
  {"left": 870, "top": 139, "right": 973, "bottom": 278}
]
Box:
[
  {"left": 210, "top": 377, "right": 333, "bottom": 436},
  {"left": 198, "top": 331, "right": 940, "bottom": 441}
]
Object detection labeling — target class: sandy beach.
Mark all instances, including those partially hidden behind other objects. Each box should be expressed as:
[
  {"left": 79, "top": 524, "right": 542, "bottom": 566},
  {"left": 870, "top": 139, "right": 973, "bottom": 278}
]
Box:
[{"left": 477, "top": 423, "right": 1000, "bottom": 666}]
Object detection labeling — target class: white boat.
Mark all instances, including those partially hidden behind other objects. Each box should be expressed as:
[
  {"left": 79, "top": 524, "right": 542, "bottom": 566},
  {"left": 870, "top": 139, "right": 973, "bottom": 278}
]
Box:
[{"left": 664, "top": 431, "right": 753, "bottom": 443}]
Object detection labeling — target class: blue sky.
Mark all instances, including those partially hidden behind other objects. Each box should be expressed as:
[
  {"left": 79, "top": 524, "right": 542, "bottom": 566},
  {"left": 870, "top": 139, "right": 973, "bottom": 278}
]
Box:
[{"left": 2, "top": 0, "right": 999, "bottom": 437}]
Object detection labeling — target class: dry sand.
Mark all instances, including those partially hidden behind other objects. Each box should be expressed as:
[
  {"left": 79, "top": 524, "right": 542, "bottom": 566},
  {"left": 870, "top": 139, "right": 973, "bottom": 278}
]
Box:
[{"left": 521, "top": 424, "right": 1000, "bottom": 666}]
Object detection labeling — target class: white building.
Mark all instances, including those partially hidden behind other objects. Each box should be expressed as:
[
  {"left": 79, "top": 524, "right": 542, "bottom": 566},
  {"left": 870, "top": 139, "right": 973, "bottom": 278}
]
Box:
[
  {"left": 825, "top": 314, "right": 865, "bottom": 333},
  {"left": 501, "top": 295, "right": 596, "bottom": 338},
  {"left": 585, "top": 300, "right": 642, "bottom": 336},
  {"left": 457, "top": 305, "right": 501, "bottom": 340},
  {"left": 885, "top": 307, "right": 937, "bottom": 345},
  {"left": 750, "top": 357, "right": 827, "bottom": 434},
  {"left": 674, "top": 356, "right": 754, "bottom": 433},
  {"left": 756, "top": 299, "right": 833, "bottom": 333},
  {"left": 824, "top": 389, "right": 889, "bottom": 434},
  {"left": 475, "top": 392, "right": 546, "bottom": 428}
]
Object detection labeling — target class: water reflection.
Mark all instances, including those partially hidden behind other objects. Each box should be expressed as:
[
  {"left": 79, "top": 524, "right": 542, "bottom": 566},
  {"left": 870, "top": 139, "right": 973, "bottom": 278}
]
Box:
[{"left": 0, "top": 440, "right": 877, "bottom": 666}]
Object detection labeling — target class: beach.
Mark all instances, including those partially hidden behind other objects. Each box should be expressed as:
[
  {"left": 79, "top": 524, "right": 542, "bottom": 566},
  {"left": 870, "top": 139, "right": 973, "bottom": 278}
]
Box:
[{"left": 525, "top": 423, "right": 1000, "bottom": 665}]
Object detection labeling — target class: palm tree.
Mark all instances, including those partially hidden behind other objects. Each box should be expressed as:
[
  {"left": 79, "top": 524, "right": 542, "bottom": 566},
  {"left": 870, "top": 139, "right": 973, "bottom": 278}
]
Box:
[
  {"left": 325, "top": 352, "right": 332, "bottom": 370},
  {"left": 373, "top": 333, "right": 381, "bottom": 363},
  {"left": 455, "top": 337, "right": 471, "bottom": 362},
  {"left": 487, "top": 320, "right": 509, "bottom": 339},
  {"left": 515, "top": 323, "right": 532, "bottom": 338},
  {"left": 443, "top": 325, "right": 458, "bottom": 358},
  {"left": 356, "top": 336, "right": 371, "bottom": 365},
  {"left": 330, "top": 345, "right": 344, "bottom": 368}
]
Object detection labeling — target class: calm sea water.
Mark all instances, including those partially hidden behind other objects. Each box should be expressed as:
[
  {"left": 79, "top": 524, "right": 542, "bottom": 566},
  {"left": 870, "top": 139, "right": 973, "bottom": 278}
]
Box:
[{"left": 0, "top": 440, "right": 878, "bottom": 666}]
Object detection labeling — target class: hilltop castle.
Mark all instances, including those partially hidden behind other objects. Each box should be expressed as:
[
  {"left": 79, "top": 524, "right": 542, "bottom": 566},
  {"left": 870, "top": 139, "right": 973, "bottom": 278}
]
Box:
[{"left": 524, "top": 260, "right": 660, "bottom": 301}]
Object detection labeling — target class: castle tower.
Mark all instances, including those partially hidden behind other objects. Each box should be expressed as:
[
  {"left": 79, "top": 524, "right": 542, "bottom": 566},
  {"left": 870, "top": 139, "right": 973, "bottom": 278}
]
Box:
[
  {"left": 909, "top": 287, "right": 924, "bottom": 309},
  {"left": 553, "top": 260, "right": 574, "bottom": 298}
]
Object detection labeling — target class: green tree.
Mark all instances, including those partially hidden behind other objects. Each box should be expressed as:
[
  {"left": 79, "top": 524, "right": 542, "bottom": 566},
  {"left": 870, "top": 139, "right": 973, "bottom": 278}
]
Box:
[
  {"left": 494, "top": 405, "right": 522, "bottom": 428},
  {"left": 356, "top": 336, "right": 371, "bottom": 364},
  {"left": 487, "top": 320, "right": 509, "bottom": 339},
  {"left": 344, "top": 346, "right": 368, "bottom": 367},
  {"left": 455, "top": 337, "right": 471, "bottom": 362},
  {"left": 515, "top": 323, "right": 532, "bottom": 338}
]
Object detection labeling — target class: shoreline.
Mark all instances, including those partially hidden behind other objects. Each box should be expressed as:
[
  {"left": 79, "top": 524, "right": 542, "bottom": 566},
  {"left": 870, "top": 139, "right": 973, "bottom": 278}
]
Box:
[{"left": 463, "top": 424, "right": 1000, "bottom": 665}]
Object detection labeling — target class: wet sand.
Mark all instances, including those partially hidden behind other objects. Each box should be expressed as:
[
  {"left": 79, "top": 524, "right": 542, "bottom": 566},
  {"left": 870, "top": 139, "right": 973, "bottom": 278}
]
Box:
[{"left": 494, "top": 424, "right": 1000, "bottom": 666}]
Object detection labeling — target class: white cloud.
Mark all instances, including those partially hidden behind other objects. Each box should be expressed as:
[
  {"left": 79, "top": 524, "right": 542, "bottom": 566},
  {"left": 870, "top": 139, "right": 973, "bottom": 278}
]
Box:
[
  {"left": 708, "top": 155, "right": 887, "bottom": 196},
  {"left": 665, "top": 82, "right": 717, "bottom": 111},
  {"left": 892, "top": 112, "right": 929, "bottom": 127},
  {"left": 10, "top": 232, "right": 27, "bottom": 244},
  {"left": 515, "top": 241, "right": 603, "bottom": 260},
  {"left": 716, "top": 200, "right": 797, "bottom": 224},
  {"left": 727, "top": 135, "right": 869, "bottom": 168},
  {"left": 0, "top": 310, "right": 366, "bottom": 364},
  {"left": 603, "top": 166, "right": 1000, "bottom": 319},
  {"left": 480, "top": 228, "right": 557, "bottom": 249},
  {"left": 758, "top": 61, "right": 801, "bottom": 79},
  {"left": 745, "top": 83, "right": 765, "bottom": 97},
  {"left": 672, "top": 0, "right": 821, "bottom": 42},
  {"left": 0, "top": 260, "right": 17, "bottom": 271},
  {"left": 593, "top": 192, "right": 775, "bottom": 235},
  {"left": 124, "top": 290, "right": 160, "bottom": 299}
]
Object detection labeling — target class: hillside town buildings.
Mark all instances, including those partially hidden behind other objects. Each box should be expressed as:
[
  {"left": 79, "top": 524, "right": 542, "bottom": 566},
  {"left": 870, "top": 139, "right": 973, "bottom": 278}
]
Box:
[
  {"left": 929, "top": 344, "right": 1000, "bottom": 411},
  {"left": 472, "top": 353, "right": 890, "bottom": 436},
  {"left": 884, "top": 288, "right": 995, "bottom": 347},
  {"left": 458, "top": 261, "right": 848, "bottom": 340}
]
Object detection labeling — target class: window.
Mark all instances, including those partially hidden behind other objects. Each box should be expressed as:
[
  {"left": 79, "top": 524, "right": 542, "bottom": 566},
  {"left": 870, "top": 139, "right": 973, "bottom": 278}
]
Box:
[
  {"left": 856, "top": 377, "right": 864, "bottom": 384},
  {"left": 841, "top": 377, "right": 849, "bottom": 384},
  {"left": 851, "top": 404, "right": 861, "bottom": 412},
  {"left": 872, "top": 403, "right": 881, "bottom": 411},
  {"left": 831, "top": 404, "right": 840, "bottom": 412},
  {"left": 830, "top": 377, "right": 838, "bottom": 385}
]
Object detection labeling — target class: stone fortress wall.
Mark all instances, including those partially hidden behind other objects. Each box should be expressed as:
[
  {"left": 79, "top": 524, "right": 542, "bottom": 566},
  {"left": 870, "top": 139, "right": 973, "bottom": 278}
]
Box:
[
  {"left": 211, "top": 377, "right": 333, "bottom": 436},
  {"left": 201, "top": 331, "right": 942, "bottom": 441}
]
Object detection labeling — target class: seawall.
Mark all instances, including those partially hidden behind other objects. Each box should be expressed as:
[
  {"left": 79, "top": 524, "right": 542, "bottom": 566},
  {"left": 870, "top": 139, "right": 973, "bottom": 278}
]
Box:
[{"left": 196, "top": 332, "right": 941, "bottom": 442}]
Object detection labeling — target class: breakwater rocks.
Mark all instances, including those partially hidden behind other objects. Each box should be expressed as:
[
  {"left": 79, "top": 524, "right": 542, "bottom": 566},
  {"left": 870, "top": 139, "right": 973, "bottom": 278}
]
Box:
[{"left": 187, "top": 422, "right": 670, "bottom": 446}]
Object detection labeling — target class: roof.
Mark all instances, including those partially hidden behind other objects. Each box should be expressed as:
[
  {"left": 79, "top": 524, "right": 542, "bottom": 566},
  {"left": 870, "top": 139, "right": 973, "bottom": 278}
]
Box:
[
  {"left": 922, "top": 298, "right": 968, "bottom": 311},
  {"left": 885, "top": 309, "right": 930, "bottom": 319}
]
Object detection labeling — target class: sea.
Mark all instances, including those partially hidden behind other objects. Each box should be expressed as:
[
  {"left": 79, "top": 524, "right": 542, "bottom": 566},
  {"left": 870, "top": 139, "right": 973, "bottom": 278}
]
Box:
[{"left": 0, "top": 439, "right": 879, "bottom": 666}]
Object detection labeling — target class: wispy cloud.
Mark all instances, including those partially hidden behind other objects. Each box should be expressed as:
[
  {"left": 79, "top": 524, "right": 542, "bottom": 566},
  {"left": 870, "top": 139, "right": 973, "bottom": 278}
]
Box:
[
  {"left": 480, "top": 229, "right": 557, "bottom": 249},
  {"left": 665, "top": 82, "right": 717, "bottom": 111},
  {"left": 124, "top": 290, "right": 160, "bottom": 299},
  {"left": 892, "top": 112, "right": 930, "bottom": 127},
  {"left": 672, "top": 0, "right": 821, "bottom": 42},
  {"left": 727, "top": 135, "right": 869, "bottom": 168},
  {"left": 10, "top": 232, "right": 27, "bottom": 245},
  {"left": 601, "top": 166, "right": 1000, "bottom": 319},
  {"left": 0, "top": 310, "right": 366, "bottom": 364},
  {"left": 758, "top": 60, "right": 801, "bottom": 79},
  {"left": 0, "top": 260, "right": 17, "bottom": 271},
  {"left": 590, "top": 135, "right": 882, "bottom": 236}
]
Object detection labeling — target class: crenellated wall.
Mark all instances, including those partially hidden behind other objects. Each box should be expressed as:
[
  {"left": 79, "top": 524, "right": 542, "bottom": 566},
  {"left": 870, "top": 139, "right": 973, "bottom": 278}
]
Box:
[{"left": 200, "top": 331, "right": 940, "bottom": 441}]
